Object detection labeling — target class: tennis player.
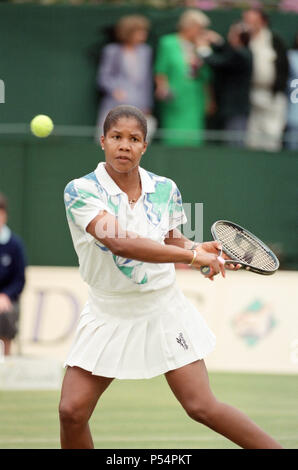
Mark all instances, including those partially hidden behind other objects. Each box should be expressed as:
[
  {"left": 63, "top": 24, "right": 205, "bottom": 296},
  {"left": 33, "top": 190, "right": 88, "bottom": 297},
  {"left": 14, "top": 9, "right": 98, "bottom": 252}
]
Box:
[{"left": 60, "top": 105, "right": 282, "bottom": 449}]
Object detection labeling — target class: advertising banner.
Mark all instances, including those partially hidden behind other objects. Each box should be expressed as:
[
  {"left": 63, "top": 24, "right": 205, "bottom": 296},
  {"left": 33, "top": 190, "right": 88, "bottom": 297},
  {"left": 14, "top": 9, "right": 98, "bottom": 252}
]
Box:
[{"left": 10, "top": 267, "right": 298, "bottom": 375}]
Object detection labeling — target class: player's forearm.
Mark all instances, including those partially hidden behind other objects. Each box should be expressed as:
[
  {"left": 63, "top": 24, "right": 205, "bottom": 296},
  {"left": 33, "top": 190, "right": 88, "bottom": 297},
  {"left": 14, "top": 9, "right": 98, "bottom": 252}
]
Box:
[
  {"left": 164, "top": 228, "right": 198, "bottom": 250},
  {"left": 111, "top": 236, "right": 194, "bottom": 264},
  {"left": 87, "top": 215, "right": 194, "bottom": 264}
]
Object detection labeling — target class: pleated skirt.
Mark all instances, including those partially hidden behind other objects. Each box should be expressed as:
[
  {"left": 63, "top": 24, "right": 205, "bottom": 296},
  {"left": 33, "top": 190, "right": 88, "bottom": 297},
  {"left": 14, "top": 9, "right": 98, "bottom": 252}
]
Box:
[{"left": 64, "top": 283, "right": 216, "bottom": 379}]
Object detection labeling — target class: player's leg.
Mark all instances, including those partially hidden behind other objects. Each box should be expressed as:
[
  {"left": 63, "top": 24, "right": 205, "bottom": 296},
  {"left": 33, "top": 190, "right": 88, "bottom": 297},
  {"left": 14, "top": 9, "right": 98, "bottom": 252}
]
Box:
[
  {"left": 165, "top": 359, "right": 282, "bottom": 449},
  {"left": 59, "top": 366, "right": 114, "bottom": 449}
]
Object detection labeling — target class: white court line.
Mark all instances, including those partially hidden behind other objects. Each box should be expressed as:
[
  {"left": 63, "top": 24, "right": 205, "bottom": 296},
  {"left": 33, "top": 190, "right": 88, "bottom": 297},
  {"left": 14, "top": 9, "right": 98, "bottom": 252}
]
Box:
[
  {"left": 0, "top": 436, "right": 221, "bottom": 444},
  {"left": 0, "top": 435, "right": 297, "bottom": 445}
]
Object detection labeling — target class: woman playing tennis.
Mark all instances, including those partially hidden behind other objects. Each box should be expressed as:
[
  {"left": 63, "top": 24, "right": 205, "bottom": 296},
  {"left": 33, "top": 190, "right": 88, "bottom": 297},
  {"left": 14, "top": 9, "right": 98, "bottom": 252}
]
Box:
[{"left": 60, "top": 105, "right": 282, "bottom": 449}]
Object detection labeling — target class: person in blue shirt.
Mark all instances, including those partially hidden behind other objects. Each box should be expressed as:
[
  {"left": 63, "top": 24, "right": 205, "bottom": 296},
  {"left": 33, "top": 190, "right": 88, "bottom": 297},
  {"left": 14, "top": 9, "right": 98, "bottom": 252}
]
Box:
[
  {"left": 286, "top": 32, "right": 298, "bottom": 149},
  {"left": 0, "top": 193, "right": 26, "bottom": 356}
]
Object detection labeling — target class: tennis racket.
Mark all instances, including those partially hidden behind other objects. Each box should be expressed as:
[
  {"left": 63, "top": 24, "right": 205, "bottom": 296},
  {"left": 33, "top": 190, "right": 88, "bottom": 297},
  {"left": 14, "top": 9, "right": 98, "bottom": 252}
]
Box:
[{"left": 200, "top": 220, "right": 279, "bottom": 276}]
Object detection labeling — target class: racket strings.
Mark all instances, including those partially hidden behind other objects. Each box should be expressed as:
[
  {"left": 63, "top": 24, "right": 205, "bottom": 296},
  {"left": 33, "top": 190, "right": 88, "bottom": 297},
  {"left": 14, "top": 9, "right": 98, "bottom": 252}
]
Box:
[{"left": 215, "top": 224, "right": 277, "bottom": 271}]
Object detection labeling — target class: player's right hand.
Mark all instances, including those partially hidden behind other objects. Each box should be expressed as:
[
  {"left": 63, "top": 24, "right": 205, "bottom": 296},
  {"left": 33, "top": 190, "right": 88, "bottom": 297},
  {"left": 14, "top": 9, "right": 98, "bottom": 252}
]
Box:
[{"left": 192, "top": 247, "right": 225, "bottom": 281}]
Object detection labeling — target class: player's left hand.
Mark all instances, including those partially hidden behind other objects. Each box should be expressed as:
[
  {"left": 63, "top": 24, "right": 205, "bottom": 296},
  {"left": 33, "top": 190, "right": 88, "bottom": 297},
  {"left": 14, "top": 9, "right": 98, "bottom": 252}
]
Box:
[
  {"left": 220, "top": 251, "right": 241, "bottom": 271},
  {"left": 198, "top": 241, "right": 223, "bottom": 255}
]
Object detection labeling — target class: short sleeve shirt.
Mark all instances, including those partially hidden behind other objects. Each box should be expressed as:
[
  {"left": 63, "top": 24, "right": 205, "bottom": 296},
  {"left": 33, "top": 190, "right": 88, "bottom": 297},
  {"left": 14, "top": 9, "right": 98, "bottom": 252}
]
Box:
[{"left": 64, "top": 162, "right": 187, "bottom": 294}]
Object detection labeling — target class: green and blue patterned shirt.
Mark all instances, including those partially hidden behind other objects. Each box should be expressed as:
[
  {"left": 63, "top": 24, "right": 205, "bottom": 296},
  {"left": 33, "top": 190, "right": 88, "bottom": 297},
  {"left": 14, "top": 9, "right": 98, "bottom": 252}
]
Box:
[{"left": 64, "top": 162, "right": 187, "bottom": 294}]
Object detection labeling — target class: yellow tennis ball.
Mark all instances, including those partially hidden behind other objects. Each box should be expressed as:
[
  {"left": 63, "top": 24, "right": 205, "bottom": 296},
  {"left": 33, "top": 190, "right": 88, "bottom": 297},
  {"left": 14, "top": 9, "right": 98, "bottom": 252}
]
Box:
[{"left": 30, "top": 114, "right": 54, "bottom": 138}]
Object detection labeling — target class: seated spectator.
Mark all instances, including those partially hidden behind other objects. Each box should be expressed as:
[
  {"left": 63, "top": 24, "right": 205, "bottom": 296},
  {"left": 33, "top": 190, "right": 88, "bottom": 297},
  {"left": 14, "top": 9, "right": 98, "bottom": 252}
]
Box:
[
  {"left": 286, "top": 32, "right": 298, "bottom": 149},
  {"left": 0, "top": 194, "right": 26, "bottom": 356},
  {"left": 197, "top": 23, "right": 252, "bottom": 146},
  {"left": 155, "top": 9, "right": 212, "bottom": 146},
  {"left": 96, "top": 15, "right": 156, "bottom": 143},
  {"left": 243, "top": 8, "right": 289, "bottom": 151}
]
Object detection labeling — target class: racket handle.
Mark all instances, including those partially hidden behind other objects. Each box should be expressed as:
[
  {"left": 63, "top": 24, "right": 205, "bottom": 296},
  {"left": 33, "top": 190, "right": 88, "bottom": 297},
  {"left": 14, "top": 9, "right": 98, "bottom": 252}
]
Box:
[
  {"left": 200, "top": 266, "right": 211, "bottom": 275},
  {"left": 200, "top": 256, "right": 225, "bottom": 275}
]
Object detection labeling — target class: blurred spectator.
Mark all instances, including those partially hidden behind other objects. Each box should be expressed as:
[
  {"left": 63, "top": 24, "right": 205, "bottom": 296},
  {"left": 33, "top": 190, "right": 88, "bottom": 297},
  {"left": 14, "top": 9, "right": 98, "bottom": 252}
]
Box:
[
  {"left": 155, "top": 9, "right": 212, "bottom": 146},
  {"left": 0, "top": 194, "right": 26, "bottom": 356},
  {"left": 197, "top": 23, "right": 252, "bottom": 146},
  {"left": 285, "top": 32, "right": 298, "bottom": 150},
  {"left": 243, "top": 9, "right": 289, "bottom": 151},
  {"left": 279, "top": 0, "right": 298, "bottom": 13},
  {"left": 96, "top": 15, "right": 156, "bottom": 143},
  {"left": 185, "top": 0, "right": 217, "bottom": 8}
]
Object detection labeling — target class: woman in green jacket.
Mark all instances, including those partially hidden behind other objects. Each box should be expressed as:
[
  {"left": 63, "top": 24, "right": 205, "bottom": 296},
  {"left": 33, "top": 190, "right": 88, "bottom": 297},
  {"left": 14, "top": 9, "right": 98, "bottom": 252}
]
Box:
[{"left": 155, "top": 10, "right": 212, "bottom": 147}]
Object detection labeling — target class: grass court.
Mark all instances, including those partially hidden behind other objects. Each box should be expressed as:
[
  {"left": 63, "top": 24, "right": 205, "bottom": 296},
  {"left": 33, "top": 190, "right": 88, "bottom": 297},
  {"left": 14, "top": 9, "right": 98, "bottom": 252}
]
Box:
[{"left": 0, "top": 371, "right": 297, "bottom": 449}]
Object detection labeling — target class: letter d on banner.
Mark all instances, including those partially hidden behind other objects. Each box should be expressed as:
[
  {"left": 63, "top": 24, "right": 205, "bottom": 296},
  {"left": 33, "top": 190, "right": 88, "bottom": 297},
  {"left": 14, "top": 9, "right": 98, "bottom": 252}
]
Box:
[{"left": 32, "top": 289, "right": 80, "bottom": 344}]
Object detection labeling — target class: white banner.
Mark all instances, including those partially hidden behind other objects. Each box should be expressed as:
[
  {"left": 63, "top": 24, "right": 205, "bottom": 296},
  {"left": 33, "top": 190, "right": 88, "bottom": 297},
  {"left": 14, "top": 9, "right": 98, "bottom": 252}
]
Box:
[
  {"left": 175, "top": 269, "right": 298, "bottom": 374},
  {"left": 11, "top": 267, "right": 298, "bottom": 375}
]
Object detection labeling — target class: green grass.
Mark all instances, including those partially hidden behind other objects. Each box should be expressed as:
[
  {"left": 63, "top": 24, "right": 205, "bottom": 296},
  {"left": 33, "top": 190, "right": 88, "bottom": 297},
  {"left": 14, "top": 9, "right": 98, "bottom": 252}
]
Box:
[{"left": 0, "top": 371, "right": 297, "bottom": 449}]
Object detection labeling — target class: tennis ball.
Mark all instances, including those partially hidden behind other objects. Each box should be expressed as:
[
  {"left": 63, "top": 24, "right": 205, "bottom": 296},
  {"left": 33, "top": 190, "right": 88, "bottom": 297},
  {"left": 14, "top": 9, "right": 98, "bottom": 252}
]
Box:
[{"left": 30, "top": 114, "right": 54, "bottom": 138}]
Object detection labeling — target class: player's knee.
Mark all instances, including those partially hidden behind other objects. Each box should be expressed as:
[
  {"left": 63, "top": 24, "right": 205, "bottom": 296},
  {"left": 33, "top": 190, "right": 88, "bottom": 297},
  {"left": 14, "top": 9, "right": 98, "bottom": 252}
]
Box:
[
  {"left": 185, "top": 398, "right": 218, "bottom": 425},
  {"left": 59, "top": 400, "right": 87, "bottom": 427}
]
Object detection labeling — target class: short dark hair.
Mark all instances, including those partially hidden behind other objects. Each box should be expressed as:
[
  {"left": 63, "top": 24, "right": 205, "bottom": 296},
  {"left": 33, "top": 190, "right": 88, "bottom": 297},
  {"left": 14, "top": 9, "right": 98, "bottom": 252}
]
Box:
[
  {"left": 246, "top": 8, "right": 269, "bottom": 26},
  {"left": 103, "top": 105, "right": 147, "bottom": 140},
  {"left": 0, "top": 193, "right": 8, "bottom": 212}
]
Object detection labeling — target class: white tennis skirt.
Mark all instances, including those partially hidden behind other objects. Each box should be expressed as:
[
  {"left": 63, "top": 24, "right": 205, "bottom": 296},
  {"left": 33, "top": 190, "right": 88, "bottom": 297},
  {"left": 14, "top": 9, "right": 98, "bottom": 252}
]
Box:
[{"left": 64, "top": 282, "right": 216, "bottom": 380}]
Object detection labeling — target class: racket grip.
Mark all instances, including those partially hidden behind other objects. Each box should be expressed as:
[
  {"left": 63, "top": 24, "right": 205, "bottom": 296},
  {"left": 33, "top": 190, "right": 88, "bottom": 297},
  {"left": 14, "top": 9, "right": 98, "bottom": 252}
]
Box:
[{"left": 200, "top": 266, "right": 211, "bottom": 275}]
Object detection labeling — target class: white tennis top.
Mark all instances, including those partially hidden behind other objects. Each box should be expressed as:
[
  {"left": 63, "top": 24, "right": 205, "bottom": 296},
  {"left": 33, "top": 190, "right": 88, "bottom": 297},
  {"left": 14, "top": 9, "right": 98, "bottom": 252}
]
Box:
[{"left": 64, "top": 162, "right": 187, "bottom": 294}]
